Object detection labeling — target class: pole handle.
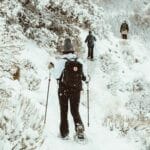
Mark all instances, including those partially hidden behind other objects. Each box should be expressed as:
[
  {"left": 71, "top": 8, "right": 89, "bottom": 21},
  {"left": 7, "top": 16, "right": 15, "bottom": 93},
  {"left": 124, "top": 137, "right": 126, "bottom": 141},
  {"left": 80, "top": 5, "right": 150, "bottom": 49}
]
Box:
[{"left": 86, "top": 74, "right": 91, "bottom": 84}]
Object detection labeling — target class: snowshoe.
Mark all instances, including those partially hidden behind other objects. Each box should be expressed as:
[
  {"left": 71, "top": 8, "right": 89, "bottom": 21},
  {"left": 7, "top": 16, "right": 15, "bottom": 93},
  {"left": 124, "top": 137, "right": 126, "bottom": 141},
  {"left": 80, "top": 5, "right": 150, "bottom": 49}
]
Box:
[
  {"left": 76, "top": 124, "right": 85, "bottom": 140},
  {"left": 73, "top": 124, "right": 88, "bottom": 144},
  {"left": 74, "top": 133, "right": 88, "bottom": 144}
]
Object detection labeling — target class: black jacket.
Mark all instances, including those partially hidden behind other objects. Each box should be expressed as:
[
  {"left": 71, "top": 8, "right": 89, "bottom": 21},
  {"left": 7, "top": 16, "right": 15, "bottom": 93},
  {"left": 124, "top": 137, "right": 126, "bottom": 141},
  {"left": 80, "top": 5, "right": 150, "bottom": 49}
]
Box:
[
  {"left": 120, "top": 23, "right": 129, "bottom": 32},
  {"left": 85, "top": 34, "right": 96, "bottom": 47}
]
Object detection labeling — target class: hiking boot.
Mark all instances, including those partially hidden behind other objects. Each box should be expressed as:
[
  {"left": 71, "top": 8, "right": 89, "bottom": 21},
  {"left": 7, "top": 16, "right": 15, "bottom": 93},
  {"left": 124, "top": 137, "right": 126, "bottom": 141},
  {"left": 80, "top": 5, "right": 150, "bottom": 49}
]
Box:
[
  {"left": 61, "top": 135, "right": 69, "bottom": 140},
  {"left": 59, "top": 133, "right": 69, "bottom": 140},
  {"left": 77, "top": 132, "right": 84, "bottom": 140},
  {"left": 76, "top": 124, "right": 84, "bottom": 140}
]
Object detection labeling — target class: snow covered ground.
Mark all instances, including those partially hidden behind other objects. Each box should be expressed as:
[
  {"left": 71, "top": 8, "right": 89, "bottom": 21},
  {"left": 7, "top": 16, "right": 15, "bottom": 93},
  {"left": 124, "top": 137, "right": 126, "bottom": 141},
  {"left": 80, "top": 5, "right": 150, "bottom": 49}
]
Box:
[{"left": 0, "top": 0, "right": 150, "bottom": 150}]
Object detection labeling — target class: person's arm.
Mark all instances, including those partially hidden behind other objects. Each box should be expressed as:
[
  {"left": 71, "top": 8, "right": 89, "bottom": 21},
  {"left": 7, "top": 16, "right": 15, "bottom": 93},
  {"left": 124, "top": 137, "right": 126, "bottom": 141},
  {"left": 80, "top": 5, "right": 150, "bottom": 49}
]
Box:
[
  {"left": 127, "top": 24, "right": 129, "bottom": 32},
  {"left": 50, "top": 58, "right": 66, "bottom": 81},
  {"left": 82, "top": 73, "right": 86, "bottom": 81},
  {"left": 120, "top": 24, "right": 122, "bottom": 32},
  {"left": 85, "top": 36, "right": 88, "bottom": 43},
  {"left": 78, "top": 59, "right": 88, "bottom": 82}
]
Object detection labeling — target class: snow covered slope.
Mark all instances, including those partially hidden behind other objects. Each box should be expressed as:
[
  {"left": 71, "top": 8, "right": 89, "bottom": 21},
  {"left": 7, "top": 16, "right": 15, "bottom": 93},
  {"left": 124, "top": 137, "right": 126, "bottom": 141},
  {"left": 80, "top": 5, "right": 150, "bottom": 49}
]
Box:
[{"left": 0, "top": 0, "right": 150, "bottom": 150}]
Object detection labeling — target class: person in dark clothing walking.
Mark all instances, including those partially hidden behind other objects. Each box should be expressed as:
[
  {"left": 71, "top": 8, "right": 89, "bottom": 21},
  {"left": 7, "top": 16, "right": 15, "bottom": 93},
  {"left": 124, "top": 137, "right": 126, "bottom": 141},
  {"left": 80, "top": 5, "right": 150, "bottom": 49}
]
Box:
[
  {"left": 120, "top": 20, "right": 129, "bottom": 39},
  {"left": 52, "top": 38, "right": 87, "bottom": 139},
  {"left": 85, "top": 31, "right": 96, "bottom": 60}
]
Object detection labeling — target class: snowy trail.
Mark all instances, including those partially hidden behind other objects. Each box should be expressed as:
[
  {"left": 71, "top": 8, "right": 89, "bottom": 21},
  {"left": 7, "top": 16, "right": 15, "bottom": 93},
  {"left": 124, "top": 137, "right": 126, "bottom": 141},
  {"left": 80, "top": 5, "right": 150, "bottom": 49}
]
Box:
[
  {"left": 39, "top": 59, "right": 139, "bottom": 150},
  {"left": 19, "top": 30, "right": 149, "bottom": 150},
  {"left": 1, "top": 0, "right": 150, "bottom": 149},
  {"left": 38, "top": 41, "right": 141, "bottom": 150}
]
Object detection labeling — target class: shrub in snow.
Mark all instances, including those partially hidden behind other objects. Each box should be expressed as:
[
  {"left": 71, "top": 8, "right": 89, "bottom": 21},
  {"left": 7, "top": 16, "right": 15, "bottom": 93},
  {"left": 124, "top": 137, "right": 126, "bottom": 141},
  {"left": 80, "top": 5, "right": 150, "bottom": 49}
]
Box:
[
  {"left": 10, "top": 65, "right": 20, "bottom": 80},
  {"left": 0, "top": 87, "right": 12, "bottom": 107},
  {"left": 21, "top": 59, "right": 36, "bottom": 71},
  {"left": 21, "top": 60, "right": 41, "bottom": 91},
  {"left": 99, "top": 53, "right": 118, "bottom": 74},
  {"left": 26, "top": 27, "right": 58, "bottom": 51},
  {"left": 0, "top": 76, "right": 44, "bottom": 149},
  {"left": 25, "top": 74, "right": 41, "bottom": 91},
  {"left": 0, "top": 95, "right": 44, "bottom": 149},
  {"left": 131, "top": 2, "right": 150, "bottom": 28},
  {"left": 103, "top": 77, "right": 150, "bottom": 149}
]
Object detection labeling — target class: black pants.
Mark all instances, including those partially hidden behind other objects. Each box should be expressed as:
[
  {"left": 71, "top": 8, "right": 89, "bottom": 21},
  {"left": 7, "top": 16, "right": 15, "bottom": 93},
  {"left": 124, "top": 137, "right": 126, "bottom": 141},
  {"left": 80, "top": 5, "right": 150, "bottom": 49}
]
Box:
[
  {"left": 88, "top": 45, "right": 94, "bottom": 59},
  {"left": 58, "top": 86, "right": 84, "bottom": 137},
  {"left": 122, "top": 34, "right": 127, "bottom": 39}
]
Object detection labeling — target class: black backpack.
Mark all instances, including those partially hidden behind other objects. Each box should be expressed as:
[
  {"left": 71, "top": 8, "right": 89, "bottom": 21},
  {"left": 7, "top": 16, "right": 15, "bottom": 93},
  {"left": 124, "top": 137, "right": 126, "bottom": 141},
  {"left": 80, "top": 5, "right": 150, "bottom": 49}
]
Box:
[
  {"left": 121, "top": 23, "right": 128, "bottom": 31},
  {"left": 60, "top": 58, "right": 83, "bottom": 90}
]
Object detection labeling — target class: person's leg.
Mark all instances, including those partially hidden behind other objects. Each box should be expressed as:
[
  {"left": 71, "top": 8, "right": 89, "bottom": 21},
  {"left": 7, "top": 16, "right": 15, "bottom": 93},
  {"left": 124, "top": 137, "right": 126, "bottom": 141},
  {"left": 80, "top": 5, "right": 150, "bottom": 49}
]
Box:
[
  {"left": 69, "top": 91, "right": 84, "bottom": 132},
  {"left": 88, "top": 46, "right": 90, "bottom": 58},
  {"left": 122, "top": 34, "right": 127, "bottom": 39},
  {"left": 58, "top": 88, "right": 69, "bottom": 137},
  {"left": 91, "top": 45, "right": 94, "bottom": 59}
]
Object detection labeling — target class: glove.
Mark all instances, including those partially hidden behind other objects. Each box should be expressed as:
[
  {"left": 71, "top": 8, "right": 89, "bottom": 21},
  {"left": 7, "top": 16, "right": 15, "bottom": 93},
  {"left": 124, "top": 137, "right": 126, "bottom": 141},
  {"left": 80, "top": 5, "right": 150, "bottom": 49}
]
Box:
[
  {"left": 48, "top": 62, "right": 54, "bottom": 69},
  {"left": 83, "top": 76, "right": 89, "bottom": 84},
  {"left": 85, "top": 75, "right": 91, "bottom": 84},
  {"left": 82, "top": 75, "right": 86, "bottom": 81}
]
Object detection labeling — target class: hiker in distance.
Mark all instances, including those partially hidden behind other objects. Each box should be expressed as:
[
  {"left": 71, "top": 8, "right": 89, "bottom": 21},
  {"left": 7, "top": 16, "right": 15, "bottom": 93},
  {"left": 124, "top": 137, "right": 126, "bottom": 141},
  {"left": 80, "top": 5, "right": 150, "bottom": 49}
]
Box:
[
  {"left": 49, "top": 38, "right": 87, "bottom": 140},
  {"left": 85, "top": 30, "right": 96, "bottom": 60},
  {"left": 120, "top": 20, "right": 129, "bottom": 39}
]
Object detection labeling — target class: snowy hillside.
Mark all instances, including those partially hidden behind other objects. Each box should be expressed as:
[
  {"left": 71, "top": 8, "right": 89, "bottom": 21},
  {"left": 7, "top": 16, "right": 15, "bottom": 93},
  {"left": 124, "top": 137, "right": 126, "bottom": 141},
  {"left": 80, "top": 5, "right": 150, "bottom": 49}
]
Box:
[{"left": 0, "top": 0, "right": 150, "bottom": 150}]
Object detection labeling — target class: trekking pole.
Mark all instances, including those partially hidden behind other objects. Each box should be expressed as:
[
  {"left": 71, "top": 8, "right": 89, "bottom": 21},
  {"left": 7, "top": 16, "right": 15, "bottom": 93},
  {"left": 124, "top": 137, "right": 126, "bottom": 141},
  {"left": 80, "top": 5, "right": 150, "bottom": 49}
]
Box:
[
  {"left": 86, "top": 75, "right": 91, "bottom": 127},
  {"left": 44, "top": 62, "right": 54, "bottom": 124}
]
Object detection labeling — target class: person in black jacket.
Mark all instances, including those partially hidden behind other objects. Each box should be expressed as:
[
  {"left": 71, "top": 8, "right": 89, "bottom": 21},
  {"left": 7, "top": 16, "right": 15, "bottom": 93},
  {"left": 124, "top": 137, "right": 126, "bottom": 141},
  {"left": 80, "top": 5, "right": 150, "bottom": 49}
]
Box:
[
  {"left": 120, "top": 20, "right": 129, "bottom": 39},
  {"left": 85, "top": 31, "right": 96, "bottom": 60}
]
